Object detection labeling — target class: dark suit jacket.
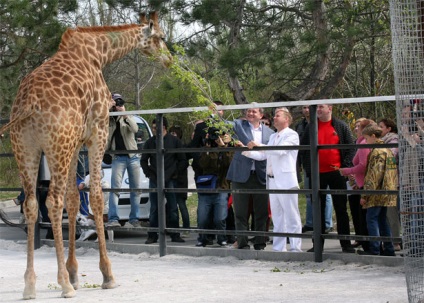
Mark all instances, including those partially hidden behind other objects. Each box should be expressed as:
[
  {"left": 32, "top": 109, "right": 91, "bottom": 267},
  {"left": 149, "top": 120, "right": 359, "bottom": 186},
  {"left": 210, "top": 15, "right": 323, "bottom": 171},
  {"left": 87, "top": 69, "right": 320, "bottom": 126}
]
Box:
[{"left": 226, "top": 119, "right": 274, "bottom": 185}]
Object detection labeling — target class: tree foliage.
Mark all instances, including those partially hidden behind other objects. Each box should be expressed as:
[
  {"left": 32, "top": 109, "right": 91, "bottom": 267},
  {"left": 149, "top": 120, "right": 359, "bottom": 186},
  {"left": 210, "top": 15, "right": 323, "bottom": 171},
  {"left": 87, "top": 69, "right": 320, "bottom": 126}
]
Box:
[
  {"left": 0, "top": 0, "right": 78, "bottom": 115},
  {"left": 0, "top": 0, "right": 395, "bottom": 126}
]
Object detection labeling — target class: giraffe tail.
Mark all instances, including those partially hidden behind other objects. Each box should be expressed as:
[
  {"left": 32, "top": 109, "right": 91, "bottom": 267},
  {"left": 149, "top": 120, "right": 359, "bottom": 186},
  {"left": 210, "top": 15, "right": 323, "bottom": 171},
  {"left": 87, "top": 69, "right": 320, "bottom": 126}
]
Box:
[{"left": 0, "top": 107, "right": 36, "bottom": 137}]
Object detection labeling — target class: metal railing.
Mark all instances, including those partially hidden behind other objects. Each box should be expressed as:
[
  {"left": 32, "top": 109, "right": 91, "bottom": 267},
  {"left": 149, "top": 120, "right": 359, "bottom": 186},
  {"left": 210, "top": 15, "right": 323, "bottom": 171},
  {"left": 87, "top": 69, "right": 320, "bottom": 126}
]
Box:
[{"left": 0, "top": 95, "right": 401, "bottom": 262}]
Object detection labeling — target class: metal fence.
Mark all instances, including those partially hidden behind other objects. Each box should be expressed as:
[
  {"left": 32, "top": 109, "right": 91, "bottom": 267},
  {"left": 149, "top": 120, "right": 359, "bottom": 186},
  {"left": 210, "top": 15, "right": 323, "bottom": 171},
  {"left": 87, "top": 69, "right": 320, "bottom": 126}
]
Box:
[
  {"left": 389, "top": 1, "right": 424, "bottom": 302},
  {"left": 0, "top": 96, "right": 403, "bottom": 264}
]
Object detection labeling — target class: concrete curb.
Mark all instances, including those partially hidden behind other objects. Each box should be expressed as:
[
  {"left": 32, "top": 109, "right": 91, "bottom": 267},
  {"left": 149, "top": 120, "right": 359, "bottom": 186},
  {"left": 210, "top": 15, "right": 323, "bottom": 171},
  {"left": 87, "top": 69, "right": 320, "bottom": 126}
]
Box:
[{"left": 41, "top": 239, "right": 405, "bottom": 267}]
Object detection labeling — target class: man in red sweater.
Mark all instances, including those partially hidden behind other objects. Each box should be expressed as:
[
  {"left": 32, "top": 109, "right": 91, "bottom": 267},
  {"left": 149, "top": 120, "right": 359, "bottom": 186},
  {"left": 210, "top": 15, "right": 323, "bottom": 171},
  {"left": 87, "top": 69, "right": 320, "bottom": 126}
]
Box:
[{"left": 301, "top": 104, "right": 356, "bottom": 253}]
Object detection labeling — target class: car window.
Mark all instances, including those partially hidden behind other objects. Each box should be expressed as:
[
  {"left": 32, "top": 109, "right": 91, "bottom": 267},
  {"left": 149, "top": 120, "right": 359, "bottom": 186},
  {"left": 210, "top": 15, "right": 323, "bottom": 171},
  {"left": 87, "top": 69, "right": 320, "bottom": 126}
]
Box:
[{"left": 135, "top": 122, "right": 151, "bottom": 150}]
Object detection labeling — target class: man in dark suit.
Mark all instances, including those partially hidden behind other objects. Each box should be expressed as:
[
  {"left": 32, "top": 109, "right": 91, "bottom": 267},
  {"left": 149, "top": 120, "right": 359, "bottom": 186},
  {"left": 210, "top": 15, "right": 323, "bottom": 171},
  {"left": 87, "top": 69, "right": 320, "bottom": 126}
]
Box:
[
  {"left": 226, "top": 103, "right": 274, "bottom": 250},
  {"left": 141, "top": 117, "right": 188, "bottom": 244}
]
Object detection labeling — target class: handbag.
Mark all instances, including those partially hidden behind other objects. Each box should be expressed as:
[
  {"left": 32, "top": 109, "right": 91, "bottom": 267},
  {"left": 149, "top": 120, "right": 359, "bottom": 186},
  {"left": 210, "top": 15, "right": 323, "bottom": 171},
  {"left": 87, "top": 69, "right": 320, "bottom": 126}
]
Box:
[
  {"left": 196, "top": 174, "right": 218, "bottom": 189},
  {"left": 103, "top": 129, "right": 116, "bottom": 165},
  {"left": 103, "top": 153, "right": 113, "bottom": 165}
]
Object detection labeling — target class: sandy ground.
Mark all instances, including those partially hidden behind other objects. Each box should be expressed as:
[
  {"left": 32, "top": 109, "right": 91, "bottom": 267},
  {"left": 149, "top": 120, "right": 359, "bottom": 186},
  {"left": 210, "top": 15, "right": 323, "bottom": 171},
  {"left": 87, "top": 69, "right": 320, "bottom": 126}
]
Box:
[{"left": 0, "top": 239, "right": 408, "bottom": 303}]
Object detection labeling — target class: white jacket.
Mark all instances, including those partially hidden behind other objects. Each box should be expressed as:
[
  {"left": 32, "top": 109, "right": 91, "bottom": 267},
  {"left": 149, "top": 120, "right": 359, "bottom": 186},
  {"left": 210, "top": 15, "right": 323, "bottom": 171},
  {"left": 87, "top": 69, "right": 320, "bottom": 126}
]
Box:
[{"left": 242, "top": 127, "right": 299, "bottom": 189}]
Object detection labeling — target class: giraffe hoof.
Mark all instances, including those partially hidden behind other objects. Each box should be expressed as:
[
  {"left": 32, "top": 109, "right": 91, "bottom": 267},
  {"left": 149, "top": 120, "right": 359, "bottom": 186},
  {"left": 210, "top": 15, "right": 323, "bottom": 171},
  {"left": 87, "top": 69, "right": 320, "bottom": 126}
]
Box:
[
  {"left": 23, "top": 286, "right": 36, "bottom": 300},
  {"left": 102, "top": 278, "right": 117, "bottom": 289},
  {"left": 22, "top": 293, "right": 36, "bottom": 300},
  {"left": 61, "top": 288, "right": 76, "bottom": 298}
]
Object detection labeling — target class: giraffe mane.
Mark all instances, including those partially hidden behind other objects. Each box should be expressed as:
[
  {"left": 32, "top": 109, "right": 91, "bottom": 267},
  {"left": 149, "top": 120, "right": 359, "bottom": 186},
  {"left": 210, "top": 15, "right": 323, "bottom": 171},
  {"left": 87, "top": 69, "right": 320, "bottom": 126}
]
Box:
[{"left": 58, "top": 24, "right": 140, "bottom": 50}]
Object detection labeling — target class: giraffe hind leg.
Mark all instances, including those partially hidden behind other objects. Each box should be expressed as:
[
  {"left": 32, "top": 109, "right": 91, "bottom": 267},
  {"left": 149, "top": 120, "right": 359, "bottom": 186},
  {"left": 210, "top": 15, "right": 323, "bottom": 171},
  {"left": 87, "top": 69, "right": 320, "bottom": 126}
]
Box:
[
  {"left": 45, "top": 179, "right": 76, "bottom": 298},
  {"left": 22, "top": 193, "right": 38, "bottom": 300},
  {"left": 65, "top": 150, "right": 80, "bottom": 290}
]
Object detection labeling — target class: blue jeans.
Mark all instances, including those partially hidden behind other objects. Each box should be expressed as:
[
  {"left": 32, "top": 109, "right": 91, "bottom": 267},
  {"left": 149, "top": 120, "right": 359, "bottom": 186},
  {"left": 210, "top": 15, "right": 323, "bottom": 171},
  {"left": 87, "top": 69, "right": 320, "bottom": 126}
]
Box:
[
  {"left": 366, "top": 206, "right": 394, "bottom": 255},
  {"left": 304, "top": 173, "right": 333, "bottom": 229},
  {"left": 77, "top": 177, "right": 89, "bottom": 216},
  {"left": 108, "top": 155, "right": 141, "bottom": 222},
  {"left": 197, "top": 193, "right": 228, "bottom": 243},
  {"left": 148, "top": 179, "right": 180, "bottom": 239}
]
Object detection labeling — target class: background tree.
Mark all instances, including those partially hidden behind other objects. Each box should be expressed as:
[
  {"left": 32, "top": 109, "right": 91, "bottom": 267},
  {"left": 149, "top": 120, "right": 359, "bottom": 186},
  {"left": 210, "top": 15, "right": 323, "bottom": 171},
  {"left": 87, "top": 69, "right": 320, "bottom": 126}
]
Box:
[{"left": 0, "top": 0, "right": 78, "bottom": 116}]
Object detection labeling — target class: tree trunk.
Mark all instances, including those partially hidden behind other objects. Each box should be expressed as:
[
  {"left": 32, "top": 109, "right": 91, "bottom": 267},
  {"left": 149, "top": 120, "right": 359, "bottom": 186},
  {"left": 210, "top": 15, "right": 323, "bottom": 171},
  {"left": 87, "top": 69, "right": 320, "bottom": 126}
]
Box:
[
  {"left": 227, "top": 0, "right": 248, "bottom": 104},
  {"left": 288, "top": 0, "right": 330, "bottom": 100}
]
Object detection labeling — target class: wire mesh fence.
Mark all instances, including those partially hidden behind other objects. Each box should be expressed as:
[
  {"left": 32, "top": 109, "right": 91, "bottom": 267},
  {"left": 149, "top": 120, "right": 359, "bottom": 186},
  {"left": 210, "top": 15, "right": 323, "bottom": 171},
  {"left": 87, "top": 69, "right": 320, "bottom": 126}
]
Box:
[{"left": 389, "top": 1, "right": 424, "bottom": 302}]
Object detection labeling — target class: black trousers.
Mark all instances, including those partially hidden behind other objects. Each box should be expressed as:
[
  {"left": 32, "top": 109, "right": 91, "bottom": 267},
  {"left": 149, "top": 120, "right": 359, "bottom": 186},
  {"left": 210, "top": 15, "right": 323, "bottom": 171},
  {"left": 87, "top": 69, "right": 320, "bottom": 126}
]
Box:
[
  {"left": 232, "top": 174, "right": 268, "bottom": 249},
  {"left": 319, "top": 171, "right": 352, "bottom": 248},
  {"left": 348, "top": 192, "right": 369, "bottom": 251}
]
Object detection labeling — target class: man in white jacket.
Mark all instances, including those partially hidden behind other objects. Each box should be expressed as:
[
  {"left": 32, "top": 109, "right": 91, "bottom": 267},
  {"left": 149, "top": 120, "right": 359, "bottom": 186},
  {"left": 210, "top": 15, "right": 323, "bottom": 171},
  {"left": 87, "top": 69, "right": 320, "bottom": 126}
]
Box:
[{"left": 242, "top": 107, "right": 302, "bottom": 252}]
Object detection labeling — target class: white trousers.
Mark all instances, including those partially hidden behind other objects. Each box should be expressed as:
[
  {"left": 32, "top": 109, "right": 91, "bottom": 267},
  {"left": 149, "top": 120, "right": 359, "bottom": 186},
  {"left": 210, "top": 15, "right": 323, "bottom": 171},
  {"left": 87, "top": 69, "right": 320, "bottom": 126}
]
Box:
[{"left": 269, "top": 179, "right": 302, "bottom": 252}]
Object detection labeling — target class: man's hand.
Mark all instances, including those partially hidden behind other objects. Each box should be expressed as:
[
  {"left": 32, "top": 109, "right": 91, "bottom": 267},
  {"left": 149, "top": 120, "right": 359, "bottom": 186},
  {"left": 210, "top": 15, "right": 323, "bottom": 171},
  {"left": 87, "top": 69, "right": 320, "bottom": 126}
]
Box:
[{"left": 247, "top": 141, "right": 259, "bottom": 149}]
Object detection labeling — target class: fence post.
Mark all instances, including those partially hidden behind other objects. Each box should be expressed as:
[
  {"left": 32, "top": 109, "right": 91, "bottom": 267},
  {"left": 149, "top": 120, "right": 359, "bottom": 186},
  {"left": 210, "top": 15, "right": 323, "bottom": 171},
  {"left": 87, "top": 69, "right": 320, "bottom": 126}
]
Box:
[
  {"left": 155, "top": 114, "right": 167, "bottom": 257},
  {"left": 309, "top": 105, "right": 323, "bottom": 262}
]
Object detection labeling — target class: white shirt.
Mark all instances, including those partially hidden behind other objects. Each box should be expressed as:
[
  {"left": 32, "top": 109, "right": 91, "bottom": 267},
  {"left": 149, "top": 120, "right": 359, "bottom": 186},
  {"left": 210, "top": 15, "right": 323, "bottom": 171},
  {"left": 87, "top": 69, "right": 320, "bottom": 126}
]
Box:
[{"left": 249, "top": 122, "right": 263, "bottom": 170}]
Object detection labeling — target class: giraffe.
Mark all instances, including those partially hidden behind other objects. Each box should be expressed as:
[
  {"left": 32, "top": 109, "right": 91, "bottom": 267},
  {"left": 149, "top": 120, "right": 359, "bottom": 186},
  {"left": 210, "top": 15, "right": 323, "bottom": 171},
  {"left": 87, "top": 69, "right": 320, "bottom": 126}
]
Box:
[{"left": 0, "top": 12, "right": 172, "bottom": 299}]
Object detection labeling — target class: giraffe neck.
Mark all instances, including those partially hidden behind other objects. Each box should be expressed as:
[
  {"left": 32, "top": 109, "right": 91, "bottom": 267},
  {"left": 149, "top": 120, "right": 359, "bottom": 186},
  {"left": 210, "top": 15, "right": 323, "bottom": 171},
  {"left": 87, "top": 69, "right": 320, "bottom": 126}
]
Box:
[{"left": 60, "top": 24, "right": 148, "bottom": 67}]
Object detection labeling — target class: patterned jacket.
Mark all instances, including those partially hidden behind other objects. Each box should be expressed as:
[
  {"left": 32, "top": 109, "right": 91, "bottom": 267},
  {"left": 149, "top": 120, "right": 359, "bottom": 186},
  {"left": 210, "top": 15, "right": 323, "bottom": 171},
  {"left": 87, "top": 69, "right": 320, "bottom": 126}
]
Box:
[{"left": 361, "top": 140, "right": 398, "bottom": 208}]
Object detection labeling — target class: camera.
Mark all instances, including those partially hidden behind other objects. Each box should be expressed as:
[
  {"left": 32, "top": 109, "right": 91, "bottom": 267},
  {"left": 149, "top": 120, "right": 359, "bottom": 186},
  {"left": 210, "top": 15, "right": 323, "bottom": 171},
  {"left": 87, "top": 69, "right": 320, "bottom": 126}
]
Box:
[
  {"left": 205, "top": 127, "right": 225, "bottom": 147},
  {"left": 111, "top": 98, "right": 125, "bottom": 112}
]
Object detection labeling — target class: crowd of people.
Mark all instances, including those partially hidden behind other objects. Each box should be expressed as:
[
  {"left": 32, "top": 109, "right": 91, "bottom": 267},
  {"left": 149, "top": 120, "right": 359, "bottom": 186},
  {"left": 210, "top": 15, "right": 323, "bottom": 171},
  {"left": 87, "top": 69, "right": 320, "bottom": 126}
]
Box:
[{"left": 14, "top": 94, "right": 409, "bottom": 255}]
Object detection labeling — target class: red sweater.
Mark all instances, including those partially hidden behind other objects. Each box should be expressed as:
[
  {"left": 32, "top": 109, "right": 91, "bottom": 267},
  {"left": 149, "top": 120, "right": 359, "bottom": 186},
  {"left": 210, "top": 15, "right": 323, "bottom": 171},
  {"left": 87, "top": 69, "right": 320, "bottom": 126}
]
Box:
[{"left": 318, "top": 120, "right": 341, "bottom": 173}]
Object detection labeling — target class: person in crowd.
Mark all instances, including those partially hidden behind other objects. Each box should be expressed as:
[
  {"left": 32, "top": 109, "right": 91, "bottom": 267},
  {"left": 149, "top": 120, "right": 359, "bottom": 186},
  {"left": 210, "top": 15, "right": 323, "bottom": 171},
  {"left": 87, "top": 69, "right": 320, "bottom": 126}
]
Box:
[
  {"left": 295, "top": 105, "right": 333, "bottom": 234},
  {"left": 339, "top": 118, "right": 375, "bottom": 252},
  {"left": 378, "top": 118, "right": 402, "bottom": 251},
  {"left": 13, "top": 175, "right": 26, "bottom": 224},
  {"left": 106, "top": 93, "right": 142, "bottom": 228},
  {"left": 169, "top": 125, "right": 190, "bottom": 237},
  {"left": 357, "top": 124, "right": 397, "bottom": 256},
  {"left": 190, "top": 101, "right": 230, "bottom": 178},
  {"left": 76, "top": 145, "right": 90, "bottom": 217},
  {"left": 195, "top": 132, "right": 233, "bottom": 247},
  {"left": 260, "top": 112, "right": 273, "bottom": 129},
  {"left": 189, "top": 101, "right": 231, "bottom": 245},
  {"left": 141, "top": 116, "right": 187, "bottom": 244},
  {"left": 242, "top": 107, "right": 302, "bottom": 252},
  {"left": 77, "top": 171, "right": 110, "bottom": 241},
  {"left": 226, "top": 103, "right": 274, "bottom": 250},
  {"left": 300, "top": 104, "right": 356, "bottom": 253}
]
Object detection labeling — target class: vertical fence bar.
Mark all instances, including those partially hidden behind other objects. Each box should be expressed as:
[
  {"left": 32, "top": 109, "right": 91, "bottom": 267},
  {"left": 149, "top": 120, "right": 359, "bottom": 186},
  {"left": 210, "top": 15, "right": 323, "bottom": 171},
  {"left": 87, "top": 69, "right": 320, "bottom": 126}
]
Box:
[
  {"left": 155, "top": 114, "right": 167, "bottom": 256},
  {"left": 309, "top": 105, "right": 323, "bottom": 262}
]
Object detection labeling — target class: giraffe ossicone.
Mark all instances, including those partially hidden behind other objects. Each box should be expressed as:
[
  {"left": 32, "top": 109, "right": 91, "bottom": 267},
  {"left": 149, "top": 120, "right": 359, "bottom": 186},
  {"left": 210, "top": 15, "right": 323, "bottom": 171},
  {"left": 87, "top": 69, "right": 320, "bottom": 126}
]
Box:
[{"left": 0, "top": 11, "right": 171, "bottom": 299}]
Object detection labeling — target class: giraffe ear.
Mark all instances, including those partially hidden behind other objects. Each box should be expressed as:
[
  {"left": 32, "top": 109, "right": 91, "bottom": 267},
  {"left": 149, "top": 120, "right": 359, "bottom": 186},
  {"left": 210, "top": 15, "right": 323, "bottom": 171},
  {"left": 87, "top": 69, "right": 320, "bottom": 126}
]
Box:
[
  {"left": 149, "top": 11, "right": 158, "bottom": 25},
  {"left": 140, "top": 13, "right": 148, "bottom": 24}
]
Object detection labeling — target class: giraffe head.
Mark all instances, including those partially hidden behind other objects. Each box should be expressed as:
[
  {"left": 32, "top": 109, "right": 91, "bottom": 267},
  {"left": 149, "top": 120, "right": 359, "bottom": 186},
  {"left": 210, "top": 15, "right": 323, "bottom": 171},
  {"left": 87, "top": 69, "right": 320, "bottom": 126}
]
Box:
[{"left": 140, "top": 12, "right": 173, "bottom": 68}]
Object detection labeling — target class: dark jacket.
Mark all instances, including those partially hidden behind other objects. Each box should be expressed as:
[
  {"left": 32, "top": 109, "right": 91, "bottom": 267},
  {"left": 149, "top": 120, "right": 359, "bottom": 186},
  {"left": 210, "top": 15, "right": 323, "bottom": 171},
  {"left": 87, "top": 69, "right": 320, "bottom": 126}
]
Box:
[
  {"left": 140, "top": 133, "right": 188, "bottom": 182},
  {"left": 300, "top": 117, "right": 355, "bottom": 177},
  {"left": 188, "top": 121, "right": 208, "bottom": 178},
  {"left": 199, "top": 151, "right": 233, "bottom": 190},
  {"left": 226, "top": 119, "right": 274, "bottom": 185},
  {"left": 294, "top": 117, "right": 309, "bottom": 182}
]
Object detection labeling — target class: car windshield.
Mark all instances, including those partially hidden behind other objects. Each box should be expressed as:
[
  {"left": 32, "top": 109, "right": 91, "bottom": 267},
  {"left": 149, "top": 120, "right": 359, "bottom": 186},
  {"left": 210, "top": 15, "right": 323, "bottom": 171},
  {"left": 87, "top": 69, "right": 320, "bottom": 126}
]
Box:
[{"left": 135, "top": 122, "right": 150, "bottom": 150}]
